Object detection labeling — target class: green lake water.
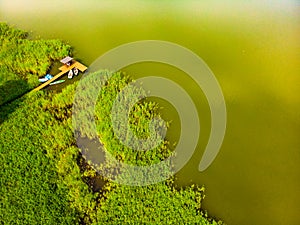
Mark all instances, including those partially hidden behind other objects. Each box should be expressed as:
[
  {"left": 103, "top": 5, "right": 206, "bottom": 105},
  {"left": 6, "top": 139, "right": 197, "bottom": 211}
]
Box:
[{"left": 1, "top": 1, "right": 299, "bottom": 224}]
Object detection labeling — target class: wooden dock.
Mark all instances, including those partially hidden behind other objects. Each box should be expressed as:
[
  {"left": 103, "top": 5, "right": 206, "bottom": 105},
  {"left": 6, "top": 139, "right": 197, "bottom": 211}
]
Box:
[{"left": 32, "top": 61, "right": 87, "bottom": 92}]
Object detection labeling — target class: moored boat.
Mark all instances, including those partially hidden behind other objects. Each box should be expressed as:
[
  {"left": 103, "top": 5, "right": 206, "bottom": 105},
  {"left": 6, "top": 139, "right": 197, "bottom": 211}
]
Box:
[
  {"left": 39, "top": 77, "right": 48, "bottom": 82},
  {"left": 39, "top": 74, "right": 53, "bottom": 82},
  {"left": 49, "top": 80, "right": 65, "bottom": 85},
  {"left": 73, "top": 67, "right": 79, "bottom": 76},
  {"left": 68, "top": 69, "right": 73, "bottom": 79}
]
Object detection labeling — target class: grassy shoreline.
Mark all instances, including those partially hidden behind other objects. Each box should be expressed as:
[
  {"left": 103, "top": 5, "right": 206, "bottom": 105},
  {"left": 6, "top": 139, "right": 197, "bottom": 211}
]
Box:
[
  {"left": 0, "top": 23, "right": 223, "bottom": 224},
  {"left": 0, "top": 22, "right": 71, "bottom": 106}
]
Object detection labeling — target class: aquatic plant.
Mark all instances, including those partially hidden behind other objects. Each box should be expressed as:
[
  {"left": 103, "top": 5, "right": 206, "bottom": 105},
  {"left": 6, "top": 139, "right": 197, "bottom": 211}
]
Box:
[
  {"left": 0, "top": 93, "right": 78, "bottom": 224},
  {"left": 0, "top": 22, "right": 222, "bottom": 223},
  {"left": 0, "top": 23, "right": 71, "bottom": 105},
  {"left": 0, "top": 73, "right": 222, "bottom": 224},
  {"left": 93, "top": 181, "right": 222, "bottom": 225}
]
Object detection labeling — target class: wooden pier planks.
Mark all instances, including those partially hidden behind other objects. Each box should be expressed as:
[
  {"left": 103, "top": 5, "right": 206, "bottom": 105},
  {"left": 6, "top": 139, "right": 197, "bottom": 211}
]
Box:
[{"left": 32, "top": 61, "right": 87, "bottom": 92}]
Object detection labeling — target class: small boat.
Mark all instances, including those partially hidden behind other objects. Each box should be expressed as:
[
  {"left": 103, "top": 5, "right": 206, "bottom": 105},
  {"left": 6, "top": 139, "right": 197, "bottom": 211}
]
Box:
[
  {"left": 68, "top": 69, "right": 73, "bottom": 79},
  {"left": 39, "top": 77, "right": 48, "bottom": 82},
  {"left": 49, "top": 80, "right": 65, "bottom": 86},
  {"left": 45, "top": 74, "right": 53, "bottom": 80},
  {"left": 73, "top": 67, "right": 79, "bottom": 76},
  {"left": 39, "top": 74, "right": 53, "bottom": 82}
]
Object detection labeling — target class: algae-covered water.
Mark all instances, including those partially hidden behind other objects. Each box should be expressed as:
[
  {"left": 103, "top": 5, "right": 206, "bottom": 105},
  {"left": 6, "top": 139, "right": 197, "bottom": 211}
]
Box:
[{"left": 1, "top": 1, "right": 299, "bottom": 224}]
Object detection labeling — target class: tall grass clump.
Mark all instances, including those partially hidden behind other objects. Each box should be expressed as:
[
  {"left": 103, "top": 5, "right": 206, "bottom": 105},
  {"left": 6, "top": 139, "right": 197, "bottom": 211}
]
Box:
[{"left": 0, "top": 23, "right": 71, "bottom": 105}]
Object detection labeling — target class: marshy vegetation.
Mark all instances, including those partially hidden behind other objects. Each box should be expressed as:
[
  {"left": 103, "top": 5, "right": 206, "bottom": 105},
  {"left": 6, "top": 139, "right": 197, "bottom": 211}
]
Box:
[
  {"left": 0, "top": 23, "right": 71, "bottom": 105},
  {"left": 0, "top": 23, "right": 223, "bottom": 224}
]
